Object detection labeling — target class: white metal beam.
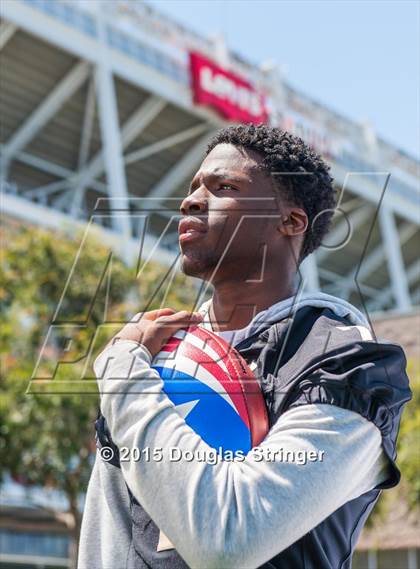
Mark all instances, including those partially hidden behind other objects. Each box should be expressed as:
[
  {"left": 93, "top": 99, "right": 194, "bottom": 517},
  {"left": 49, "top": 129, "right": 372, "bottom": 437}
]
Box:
[
  {"left": 93, "top": 2, "right": 132, "bottom": 250},
  {"left": 3, "top": 147, "right": 75, "bottom": 179},
  {"left": 147, "top": 132, "right": 213, "bottom": 203},
  {"left": 52, "top": 189, "right": 74, "bottom": 212},
  {"left": 1, "top": 192, "right": 176, "bottom": 268},
  {"left": 3, "top": 149, "right": 107, "bottom": 195},
  {"left": 0, "top": 20, "right": 17, "bottom": 50},
  {"left": 319, "top": 267, "right": 380, "bottom": 298},
  {"left": 74, "top": 95, "right": 165, "bottom": 197},
  {"left": 379, "top": 206, "right": 411, "bottom": 310},
  {"left": 70, "top": 77, "right": 96, "bottom": 218},
  {"left": 411, "top": 288, "right": 420, "bottom": 305},
  {"left": 317, "top": 205, "right": 374, "bottom": 262},
  {"left": 332, "top": 165, "right": 418, "bottom": 225},
  {"left": 346, "top": 223, "right": 417, "bottom": 285},
  {"left": 3, "top": 147, "right": 182, "bottom": 224},
  {"left": 367, "top": 549, "right": 378, "bottom": 569},
  {"left": 324, "top": 222, "right": 418, "bottom": 303},
  {"left": 124, "top": 123, "right": 209, "bottom": 166},
  {"left": 408, "top": 547, "right": 418, "bottom": 569},
  {"left": 367, "top": 258, "right": 419, "bottom": 310},
  {"left": 24, "top": 179, "right": 69, "bottom": 199},
  {"left": 339, "top": 197, "right": 364, "bottom": 213},
  {"left": 95, "top": 64, "right": 131, "bottom": 242},
  {"left": 399, "top": 258, "right": 418, "bottom": 289},
  {"left": 1, "top": 61, "right": 90, "bottom": 169},
  {"left": 119, "top": 97, "right": 166, "bottom": 150},
  {"left": 78, "top": 77, "right": 96, "bottom": 170}
]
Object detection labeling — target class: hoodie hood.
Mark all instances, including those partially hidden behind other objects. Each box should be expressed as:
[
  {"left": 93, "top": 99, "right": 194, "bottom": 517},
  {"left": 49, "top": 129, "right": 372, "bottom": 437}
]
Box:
[{"left": 197, "top": 291, "right": 370, "bottom": 347}]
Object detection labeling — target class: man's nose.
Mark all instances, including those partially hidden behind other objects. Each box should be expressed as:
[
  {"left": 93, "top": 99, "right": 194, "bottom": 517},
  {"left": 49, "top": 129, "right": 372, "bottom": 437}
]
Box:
[{"left": 179, "top": 188, "right": 208, "bottom": 216}]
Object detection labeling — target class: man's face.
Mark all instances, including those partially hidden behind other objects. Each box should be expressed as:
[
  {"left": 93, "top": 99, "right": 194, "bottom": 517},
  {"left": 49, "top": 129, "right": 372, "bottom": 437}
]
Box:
[{"left": 178, "top": 143, "right": 288, "bottom": 283}]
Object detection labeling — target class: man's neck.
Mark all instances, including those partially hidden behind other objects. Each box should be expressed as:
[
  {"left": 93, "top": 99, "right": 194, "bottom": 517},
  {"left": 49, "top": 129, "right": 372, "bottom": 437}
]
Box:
[{"left": 209, "top": 275, "right": 295, "bottom": 333}]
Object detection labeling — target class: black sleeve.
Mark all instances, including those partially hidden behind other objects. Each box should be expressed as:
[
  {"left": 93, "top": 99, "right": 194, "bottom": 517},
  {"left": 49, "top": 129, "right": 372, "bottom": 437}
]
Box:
[{"left": 266, "top": 308, "right": 412, "bottom": 489}]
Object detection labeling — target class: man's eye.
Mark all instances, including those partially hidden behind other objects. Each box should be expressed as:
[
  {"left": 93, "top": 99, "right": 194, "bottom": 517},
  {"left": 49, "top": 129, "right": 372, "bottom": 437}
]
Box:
[{"left": 218, "top": 184, "right": 237, "bottom": 192}]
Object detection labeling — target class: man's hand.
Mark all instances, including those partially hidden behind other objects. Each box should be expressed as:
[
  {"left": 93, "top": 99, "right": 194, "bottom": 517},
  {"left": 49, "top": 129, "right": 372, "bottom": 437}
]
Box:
[{"left": 107, "top": 308, "right": 203, "bottom": 357}]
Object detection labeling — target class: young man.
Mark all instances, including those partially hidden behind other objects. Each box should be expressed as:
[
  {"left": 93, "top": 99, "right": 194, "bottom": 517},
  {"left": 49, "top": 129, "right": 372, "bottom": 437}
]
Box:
[{"left": 78, "top": 124, "right": 411, "bottom": 569}]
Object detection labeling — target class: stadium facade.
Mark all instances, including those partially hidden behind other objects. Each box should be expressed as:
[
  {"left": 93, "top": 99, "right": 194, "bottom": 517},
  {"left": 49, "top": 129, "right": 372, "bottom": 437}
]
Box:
[{"left": 1, "top": 0, "right": 419, "bottom": 315}]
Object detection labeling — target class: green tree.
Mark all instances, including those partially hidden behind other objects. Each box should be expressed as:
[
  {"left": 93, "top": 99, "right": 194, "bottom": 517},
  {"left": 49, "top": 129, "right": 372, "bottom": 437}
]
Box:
[
  {"left": 0, "top": 222, "right": 199, "bottom": 568},
  {"left": 396, "top": 359, "right": 420, "bottom": 508}
]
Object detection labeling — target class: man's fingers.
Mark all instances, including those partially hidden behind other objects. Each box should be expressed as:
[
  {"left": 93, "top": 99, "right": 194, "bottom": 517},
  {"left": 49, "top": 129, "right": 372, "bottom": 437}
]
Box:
[
  {"left": 137, "top": 308, "right": 176, "bottom": 322},
  {"left": 155, "top": 310, "right": 203, "bottom": 330},
  {"left": 128, "top": 310, "right": 204, "bottom": 357}
]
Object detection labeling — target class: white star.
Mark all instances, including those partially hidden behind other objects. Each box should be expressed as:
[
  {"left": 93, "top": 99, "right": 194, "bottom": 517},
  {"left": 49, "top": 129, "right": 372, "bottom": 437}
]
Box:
[{"left": 174, "top": 399, "right": 200, "bottom": 419}]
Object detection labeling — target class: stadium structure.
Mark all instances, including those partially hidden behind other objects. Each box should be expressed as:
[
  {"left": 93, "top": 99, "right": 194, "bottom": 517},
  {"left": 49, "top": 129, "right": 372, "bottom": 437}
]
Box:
[{"left": 1, "top": 0, "right": 419, "bottom": 316}]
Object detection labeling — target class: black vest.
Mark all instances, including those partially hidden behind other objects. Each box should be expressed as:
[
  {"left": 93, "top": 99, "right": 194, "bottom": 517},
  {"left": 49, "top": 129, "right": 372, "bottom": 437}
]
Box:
[{"left": 96, "top": 306, "right": 411, "bottom": 568}]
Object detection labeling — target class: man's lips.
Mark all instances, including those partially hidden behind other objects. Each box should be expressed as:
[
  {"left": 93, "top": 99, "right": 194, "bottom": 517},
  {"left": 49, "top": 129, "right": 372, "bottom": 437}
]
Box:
[
  {"left": 178, "top": 217, "right": 208, "bottom": 243},
  {"left": 179, "top": 230, "right": 207, "bottom": 243}
]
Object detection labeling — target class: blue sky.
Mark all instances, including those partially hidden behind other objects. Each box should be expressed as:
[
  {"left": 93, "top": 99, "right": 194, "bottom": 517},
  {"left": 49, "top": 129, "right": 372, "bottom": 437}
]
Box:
[{"left": 149, "top": 0, "right": 419, "bottom": 160}]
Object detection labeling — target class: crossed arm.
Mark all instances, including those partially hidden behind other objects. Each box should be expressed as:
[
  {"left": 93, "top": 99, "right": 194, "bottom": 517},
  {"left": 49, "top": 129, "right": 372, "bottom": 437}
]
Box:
[{"left": 95, "top": 340, "right": 389, "bottom": 569}]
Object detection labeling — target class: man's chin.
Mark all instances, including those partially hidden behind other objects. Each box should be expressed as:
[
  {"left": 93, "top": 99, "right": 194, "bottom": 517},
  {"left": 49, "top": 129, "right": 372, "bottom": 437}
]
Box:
[
  {"left": 180, "top": 257, "right": 205, "bottom": 278},
  {"left": 179, "top": 252, "right": 214, "bottom": 280}
]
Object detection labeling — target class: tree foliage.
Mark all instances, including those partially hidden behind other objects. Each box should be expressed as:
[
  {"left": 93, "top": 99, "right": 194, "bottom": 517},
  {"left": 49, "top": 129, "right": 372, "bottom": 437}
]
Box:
[
  {"left": 0, "top": 222, "right": 199, "bottom": 567},
  {"left": 396, "top": 359, "right": 420, "bottom": 508}
]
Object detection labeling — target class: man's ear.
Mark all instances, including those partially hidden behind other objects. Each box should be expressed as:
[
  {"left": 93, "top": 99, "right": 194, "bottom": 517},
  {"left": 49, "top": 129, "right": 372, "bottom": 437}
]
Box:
[{"left": 277, "top": 208, "right": 308, "bottom": 237}]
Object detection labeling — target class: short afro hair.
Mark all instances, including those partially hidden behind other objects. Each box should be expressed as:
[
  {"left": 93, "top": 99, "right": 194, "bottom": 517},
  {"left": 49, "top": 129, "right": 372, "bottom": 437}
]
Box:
[{"left": 206, "top": 123, "right": 336, "bottom": 262}]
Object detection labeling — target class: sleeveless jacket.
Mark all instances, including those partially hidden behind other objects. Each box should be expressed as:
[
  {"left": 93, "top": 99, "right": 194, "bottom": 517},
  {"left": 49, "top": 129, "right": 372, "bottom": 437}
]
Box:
[{"left": 95, "top": 305, "right": 412, "bottom": 569}]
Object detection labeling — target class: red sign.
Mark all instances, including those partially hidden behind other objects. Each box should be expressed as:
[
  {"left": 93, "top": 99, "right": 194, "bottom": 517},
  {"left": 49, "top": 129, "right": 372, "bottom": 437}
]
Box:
[{"left": 189, "top": 52, "right": 268, "bottom": 125}]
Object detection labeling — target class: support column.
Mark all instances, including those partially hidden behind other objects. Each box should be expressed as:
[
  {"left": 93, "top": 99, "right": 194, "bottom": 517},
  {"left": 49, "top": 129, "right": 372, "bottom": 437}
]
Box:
[
  {"left": 94, "top": 1, "right": 132, "bottom": 261},
  {"left": 367, "top": 549, "right": 378, "bottom": 569},
  {"left": 408, "top": 549, "right": 418, "bottom": 569},
  {"left": 0, "top": 21, "right": 17, "bottom": 50},
  {"left": 379, "top": 205, "right": 411, "bottom": 311},
  {"left": 70, "top": 77, "right": 96, "bottom": 218}
]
